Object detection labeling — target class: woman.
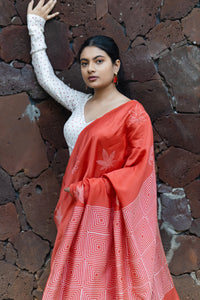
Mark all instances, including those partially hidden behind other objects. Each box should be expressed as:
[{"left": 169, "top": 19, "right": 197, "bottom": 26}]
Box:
[{"left": 27, "top": 0, "right": 179, "bottom": 299}]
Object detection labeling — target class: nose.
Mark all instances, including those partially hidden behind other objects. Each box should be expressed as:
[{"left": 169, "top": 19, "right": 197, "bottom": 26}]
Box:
[{"left": 87, "top": 61, "right": 95, "bottom": 73}]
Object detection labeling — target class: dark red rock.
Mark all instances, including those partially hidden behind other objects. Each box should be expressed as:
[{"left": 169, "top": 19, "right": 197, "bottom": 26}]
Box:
[
  {"left": 173, "top": 274, "right": 200, "bottom": 300},
  {"left": 121, "top": 45, "right": 156, "bottom": 82},
  {"left": 154, "top": 114, "right": 200, "bottom": 154},
  {"left": 160, "top": 0, "right": 198, "bottom": 20},
  {"left": 0, "top": 62, "right": 24, "bottom": 95},
  {"left": 12, "top": 61, "right": 26, "bottom": 69},
  {"left": 15, "top": 198, "right": 29, "bottom": 232},
  {"left": 161, "top": 189, "right": 192, "bottom": 231},
  {"left": 0, "top": 242, "right": 5, "bottom": 259},
  {"left": 11, "top": 16, "right": 23, "bottom": 25},
  {"left": 158, "top": 45, "right": 200, "bottom": 113},
  {"left": 169, "top": 235, "right": 200, "bottom": 275},
  {"left": 146, "top": 20, "right": 185, "bottom": 59},
  {"left": 0, "top": 168, "right": 15, "bottom": 204},
  {"left": 190, "top": 218, "right": 200, "bottom": 237},
  {"left": 0, "top": 25, "right": 30, "bottom": 63},
  {"left": 108, "top": 0, "right": 160, "bottom": 40},
  {"left": 185, "top": 180, "right": 200, "bottom": 218},
  {"left": 45, "top": 19, "right": 74, "bottom": 70},
  {"left": 0, "top": 203, "right": 20, "bottom": 240},
  {"left": 11, "top": 231, "right": 50, "bottom": 273},
  {"left": 0, "top": 93, "right": 49, "bottom": 177},
  {"left": 158, "top": 147, "right": 200, "bottom": 187},
  {"left": 0, "top": 0, "right": 16, "bottom": 26},
  {"left": 57, "top": 63, "right": 86, "bottom": 93},
  {"left": 96, "top": 0, "right": 108, "bottom": 19},
  {"left": 37, "top": 99, "right": 69, "bottom": 150},
  {"left": 7, "top": 270, "right": 35, "bottom": 300},
  {"left": 12, "top": 172, "right": 31, "bottom": 192},
  {"left": 182, "top": 8, "right": 200, "bottom": 45},
  {"left": 21, "top": 64, "right": 48, "bottom": 100},
  {"left": 85, "top": 14, "right": 130, "bottom": 53},
  {"left": 5, "top": 243, "right": 17, "bottom": 265},
  {"left": 52, "top": 148, "right": 69, "bottom": 184},
  {"left": 19, "top": 169, "right": 59, "bottom": 244},
  {"left": 129, "top": 79, "right": 172, "bottom": 121},
  {"left": 50, "top": 0, "right": 96, "bottom": 26},
  {"left": 37, "top": 260, "right": 50, "bottom": 292}
]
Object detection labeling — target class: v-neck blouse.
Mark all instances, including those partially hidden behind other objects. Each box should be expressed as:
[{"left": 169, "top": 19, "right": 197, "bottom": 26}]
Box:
[{"left": 64, "top": 96, "right": 93, "bottom": 155}]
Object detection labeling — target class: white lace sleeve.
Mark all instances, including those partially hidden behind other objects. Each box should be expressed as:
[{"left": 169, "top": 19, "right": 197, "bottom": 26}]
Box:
[{"left": 27, "top": 14, "right": 88, "bottom": 112}]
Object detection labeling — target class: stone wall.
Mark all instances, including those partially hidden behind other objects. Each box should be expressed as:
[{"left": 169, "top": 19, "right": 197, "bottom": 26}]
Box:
[{"left": 0, "top": 0, "right": 200, "bottom": 299}]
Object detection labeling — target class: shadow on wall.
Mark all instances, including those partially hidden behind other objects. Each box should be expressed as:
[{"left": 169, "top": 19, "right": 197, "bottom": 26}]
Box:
[{"left": 0, "top": 0, "right": 200, "bottom": 299}]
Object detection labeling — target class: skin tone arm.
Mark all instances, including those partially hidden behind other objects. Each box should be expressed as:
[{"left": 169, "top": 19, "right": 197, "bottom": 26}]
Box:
[{"left": 27, "top": 0, "right": 59, "bottom": 20}]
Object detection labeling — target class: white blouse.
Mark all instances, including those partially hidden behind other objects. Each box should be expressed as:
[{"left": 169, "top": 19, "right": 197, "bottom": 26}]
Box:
[{"left": 27, "top": 14, "right": 92, "bottom": 155}]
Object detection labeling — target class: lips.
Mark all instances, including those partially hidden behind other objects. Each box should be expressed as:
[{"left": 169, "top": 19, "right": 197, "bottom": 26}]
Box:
[{"left": 88, "top": 76, "right": 98, "bottom": 81}]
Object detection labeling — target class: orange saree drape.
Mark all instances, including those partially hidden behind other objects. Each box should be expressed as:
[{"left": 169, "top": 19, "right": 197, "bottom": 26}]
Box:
[{"left": 43, "top": 100, "right": 179, "bottom": 299}]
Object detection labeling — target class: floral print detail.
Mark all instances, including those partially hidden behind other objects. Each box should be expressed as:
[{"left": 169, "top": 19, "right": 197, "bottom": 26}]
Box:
[
  {"left": 128, "top": 104, "right": 147, "bottom": 125},
  {"left": 148, "top": 145, "right": 154, "bottom": 166},
  {"left": 55, "top": 206, "right": 63, "bottom": 226},
  {"left": 72, "top": 159, "right": 80, "bottom": 174},
  {"left": 96, "top": 149, "right": 116, "bottom": 171},
  {"left": 74, "top": 185, "right": 84, "bottom": 204}
]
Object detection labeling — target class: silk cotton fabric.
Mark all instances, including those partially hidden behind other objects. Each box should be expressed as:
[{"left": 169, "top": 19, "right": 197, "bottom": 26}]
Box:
[{"left": 43, "top": 101, "right": 179, "bottom": 299}]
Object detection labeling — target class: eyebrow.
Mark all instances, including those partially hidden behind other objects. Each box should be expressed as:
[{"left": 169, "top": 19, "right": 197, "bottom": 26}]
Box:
[{"left": 80, "top": 55, "right": 105, "bottom": 62}]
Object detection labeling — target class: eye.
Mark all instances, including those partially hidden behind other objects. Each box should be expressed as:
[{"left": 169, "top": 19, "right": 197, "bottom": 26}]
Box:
[
  {"left": 96, "top": 59, "right": 104, "bottom": 64},
  {"left": 81, "top": 61, "right": 88, "bottom": 67}
]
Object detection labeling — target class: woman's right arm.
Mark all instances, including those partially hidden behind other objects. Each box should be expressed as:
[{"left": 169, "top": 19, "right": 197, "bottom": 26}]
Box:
[{"left": 27, "top": 0, "right": 88, "bottom": 112}]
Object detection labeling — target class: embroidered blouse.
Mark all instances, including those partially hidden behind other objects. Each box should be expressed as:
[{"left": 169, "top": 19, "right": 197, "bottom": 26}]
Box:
[{"left": 27, "top": 14, "right": 91, "bottom": 155}]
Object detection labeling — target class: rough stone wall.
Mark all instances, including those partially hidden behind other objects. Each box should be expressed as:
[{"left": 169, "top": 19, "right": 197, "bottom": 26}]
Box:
[{"left": 0, "top": 0, "right": 200, "bottom": 299}]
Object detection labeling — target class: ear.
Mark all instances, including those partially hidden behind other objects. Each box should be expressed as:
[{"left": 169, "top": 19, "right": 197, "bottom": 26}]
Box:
[{"left": 113, "top": 59, "right": 121, "bottom": 74}]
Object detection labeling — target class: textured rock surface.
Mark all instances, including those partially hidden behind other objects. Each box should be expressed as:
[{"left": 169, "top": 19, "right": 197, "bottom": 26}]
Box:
[
  {"left": 158, "top": 45, "right": 200, "bottom": 113},
  {"left": 161, "top": 188, "right": 192, "bottom": 231},
  {"left": 20, "top": 170, "right": 59, "bottom": 244},
  {"left": 157, "top": 147, "right": 200, "bottom": 187},
  {"left": 154, "top": 114, "right": 200, "bottom": 154},
  {"left": 0, "top": 0, "right": 16, "bottom": 26},
  {"left": 160, "top": 0, "right": 198, "bottom": 20},
  {"left": 185, "top": 180, "right": 200, "bottom": 218},
  {"left": 182, "top": 8, "right": 200, "bottom": 46},
  {"left": 173, "top": 274, "right": 200, "bottom": 300},
  {"left": 11, "top": 231, "right": 50, "bottom": 273},
  {"left": 129, "top": 79, "right": 172, "bottom": 121},
  {"left": 0, "top": 203, "right": 20, "bottom": 240},
  {"left": 0, "top": 93, "right": 49, "bottom": 176},
  {"left": 37, "top": 99, "right": 69, "bottom": 149},
  {"left": 0, "top": 168, "right": 15, "bottom": 204},
  {"left": 169, "top": 235, "right": 200, "bottom": 275},
  {"left": 0, "top": 25, "right": 30, "bottom": 63}
]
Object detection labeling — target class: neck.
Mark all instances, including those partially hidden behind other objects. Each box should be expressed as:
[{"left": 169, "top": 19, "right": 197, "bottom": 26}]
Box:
[{"left": 93, "top": 84, "right": 119, "bottom": 103}]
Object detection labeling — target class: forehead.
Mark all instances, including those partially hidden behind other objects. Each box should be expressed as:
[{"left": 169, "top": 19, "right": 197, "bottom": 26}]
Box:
[{"left": 80, "top": 46, "right": 108, "bottom": 60}]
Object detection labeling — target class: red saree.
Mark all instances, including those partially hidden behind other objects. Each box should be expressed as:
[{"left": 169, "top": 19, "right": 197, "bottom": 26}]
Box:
[{"left": 43, "top": 100, "right": 179, "bottom": 299}]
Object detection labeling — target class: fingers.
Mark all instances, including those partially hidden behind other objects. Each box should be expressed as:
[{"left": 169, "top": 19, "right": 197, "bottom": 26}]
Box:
[
  {"left": 46, "top": 11, "right": 60, "bottom": 20},
  {"left": 43, "top": 0, "right": 57, "bottom": 14},
  {"left": 37, "top": 0, "right": 45, "bottom": 8},
  {"left": 27, "top": 0, "right": 34, "bottom": 14}
]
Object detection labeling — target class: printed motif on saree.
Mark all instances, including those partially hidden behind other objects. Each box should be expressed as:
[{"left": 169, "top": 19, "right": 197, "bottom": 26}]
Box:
[{"left": 43, "top": 101, "right": 179, "bottom": 299}]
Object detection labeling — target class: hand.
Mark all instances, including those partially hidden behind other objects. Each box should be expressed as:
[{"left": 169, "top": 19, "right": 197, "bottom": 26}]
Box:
[
  {"left": 27, "top": 0, "right": 59, "bottom": 21},
  {"left": 64, "top": 187, "right": 72, "bottom": 197}
]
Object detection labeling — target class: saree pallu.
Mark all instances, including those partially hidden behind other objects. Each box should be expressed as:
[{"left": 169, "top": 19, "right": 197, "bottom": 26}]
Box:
[{"left": 43, "top": 100, "right": 179, "bottom": 299}]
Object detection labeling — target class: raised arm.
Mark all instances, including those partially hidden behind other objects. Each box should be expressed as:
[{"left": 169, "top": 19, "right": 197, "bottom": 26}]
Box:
[{"left": 27, "top": 0, "right": 89, "bottom": 112}]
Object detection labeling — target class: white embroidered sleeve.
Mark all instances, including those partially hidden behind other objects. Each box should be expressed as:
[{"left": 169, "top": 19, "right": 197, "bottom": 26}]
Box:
[{"left": 27, "top": 14, "right": 88, "bottom": 112}]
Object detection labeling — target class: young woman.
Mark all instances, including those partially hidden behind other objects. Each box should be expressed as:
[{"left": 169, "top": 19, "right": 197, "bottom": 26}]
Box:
[{"left": 27, "top": 0, "right": 179, "bottom": 299}]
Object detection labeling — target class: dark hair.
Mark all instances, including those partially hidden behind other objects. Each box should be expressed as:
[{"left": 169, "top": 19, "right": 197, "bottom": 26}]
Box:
[
  {"left": 78, "top": 35, "right": 120, "bottom": 64},
  {"left": 78, "top": 35, "right": 129, "bottom": 96}
]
